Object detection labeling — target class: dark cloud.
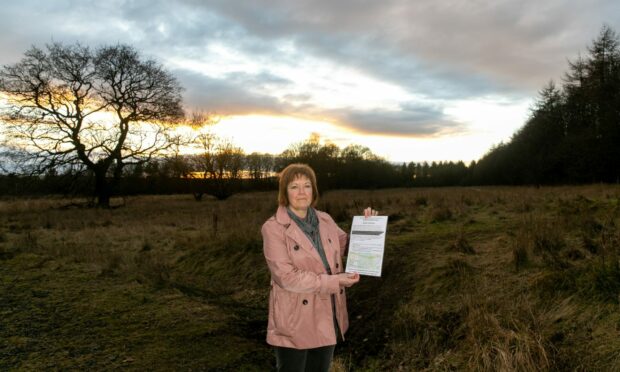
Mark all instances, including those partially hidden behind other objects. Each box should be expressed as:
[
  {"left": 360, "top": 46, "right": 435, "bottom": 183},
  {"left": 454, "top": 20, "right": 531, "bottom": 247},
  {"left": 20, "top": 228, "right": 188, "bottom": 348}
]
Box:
[
  {"left": 327, "top": 102, "right": 464, "bottom": 137},
  {"left": 1, "top": 0, "right": 619, "bottom": 138},
  {"left": 181, "top": 0, "right": 620, "bottom": 95},
  {"left": 175, "top": 69, "right": 288, "bottom": 115}
]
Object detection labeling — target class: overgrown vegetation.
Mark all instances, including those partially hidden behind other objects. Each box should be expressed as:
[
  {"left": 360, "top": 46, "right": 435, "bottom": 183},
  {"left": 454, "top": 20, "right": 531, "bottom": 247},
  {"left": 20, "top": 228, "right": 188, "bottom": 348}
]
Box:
[
  {"left": 0, "top": 186, "right": 620, "bottom": 371},
  {"left": 2, "top": 185, "right": 620, "bottom": 370}
]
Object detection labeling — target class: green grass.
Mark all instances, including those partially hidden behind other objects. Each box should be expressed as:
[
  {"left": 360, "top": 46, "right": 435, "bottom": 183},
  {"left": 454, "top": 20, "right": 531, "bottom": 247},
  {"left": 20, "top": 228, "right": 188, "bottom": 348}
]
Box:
[{"left": 2, "top": 185, "right": 620, "bottom": 370}]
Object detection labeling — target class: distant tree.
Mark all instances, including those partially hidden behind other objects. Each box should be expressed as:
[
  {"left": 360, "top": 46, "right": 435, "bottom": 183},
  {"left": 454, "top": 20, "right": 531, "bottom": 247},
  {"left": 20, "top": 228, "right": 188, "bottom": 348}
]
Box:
[
  {"left": 213, "top": 139, "right": 245, "bottom": 181},
  {"left": 161, "top": 135, "right": 192, "bottom": 179},
  {"left": 0, "top": 42, "right": 184, "bottom": 206},
  {"left": 586, "top": 25, "right": 620, "bottom": 181},
  {"left": 278, "top": 134, "right": 341, "bottom": 188},
  {"left": 184, "top": 115, "right": 246, "bottom": 200},
  {"left": 246, "top": 152, "right": 275, "bottom": 180},
  {"left": 278, "top": 135, "right": 403, "bottom": 189},
  {"left": 187, "top": 112, "right": 219, "bottom": 181}
]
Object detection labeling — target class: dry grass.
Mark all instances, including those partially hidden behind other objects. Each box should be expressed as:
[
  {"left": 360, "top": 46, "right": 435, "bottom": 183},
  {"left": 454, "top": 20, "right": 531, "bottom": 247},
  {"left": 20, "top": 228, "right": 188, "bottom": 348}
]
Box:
[{"left": 2, "top": 185, "right": 620, "bottom": 370}]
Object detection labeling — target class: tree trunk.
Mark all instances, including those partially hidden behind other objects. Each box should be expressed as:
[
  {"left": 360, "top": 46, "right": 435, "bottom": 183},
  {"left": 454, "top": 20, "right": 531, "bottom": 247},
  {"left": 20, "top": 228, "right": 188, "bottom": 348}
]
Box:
[{"left": 94, "top": 169, "right": 111, "bottom": 208}]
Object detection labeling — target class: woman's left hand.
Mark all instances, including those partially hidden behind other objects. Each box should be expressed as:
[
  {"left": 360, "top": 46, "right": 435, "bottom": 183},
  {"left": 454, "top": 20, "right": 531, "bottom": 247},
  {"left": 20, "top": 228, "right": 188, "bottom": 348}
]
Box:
[{"left": 363, "top": 207, "right": 379, "bottom": 218}]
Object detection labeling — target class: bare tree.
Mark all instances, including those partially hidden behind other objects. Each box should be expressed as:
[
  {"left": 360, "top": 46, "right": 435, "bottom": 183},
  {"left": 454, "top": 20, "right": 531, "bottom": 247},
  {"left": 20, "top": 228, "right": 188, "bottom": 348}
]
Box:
[
  {"left": 183, "top": 111, "right": 216, "bottom": 179},
  {"left": 0, "top": 42, "right": 184, "bottom": 207},
  {"left": 183, "top": 114, "right": 247, "bottom": 200}
]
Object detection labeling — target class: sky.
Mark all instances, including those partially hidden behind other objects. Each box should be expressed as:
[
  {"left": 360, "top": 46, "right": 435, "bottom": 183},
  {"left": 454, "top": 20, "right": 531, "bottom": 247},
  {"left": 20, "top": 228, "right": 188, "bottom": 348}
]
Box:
[{"left": 1, "top": 0, "right": 619, "bottom": 163}]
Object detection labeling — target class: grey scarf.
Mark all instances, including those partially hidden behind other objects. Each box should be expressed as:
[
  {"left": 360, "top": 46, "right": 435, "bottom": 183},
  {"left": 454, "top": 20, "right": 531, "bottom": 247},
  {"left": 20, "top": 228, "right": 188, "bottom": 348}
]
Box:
[{"left": 287, "top": 207, "right": 331, "bottom": 274}]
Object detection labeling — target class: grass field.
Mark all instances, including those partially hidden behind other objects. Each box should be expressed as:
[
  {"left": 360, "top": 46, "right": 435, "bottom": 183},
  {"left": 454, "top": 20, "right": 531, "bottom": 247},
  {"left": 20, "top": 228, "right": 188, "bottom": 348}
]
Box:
[{"left": 2, "top": 185, "right": 620, "bottom": 371}]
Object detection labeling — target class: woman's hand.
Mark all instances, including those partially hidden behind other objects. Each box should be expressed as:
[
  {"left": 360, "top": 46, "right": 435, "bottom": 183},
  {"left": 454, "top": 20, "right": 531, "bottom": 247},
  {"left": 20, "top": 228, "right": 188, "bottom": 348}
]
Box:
[
  {"left": 337, "top": 272, "right": 360, "bottom": 287},
  {"left": 363, "top": 207, "right": 379, "bottom": 218}
]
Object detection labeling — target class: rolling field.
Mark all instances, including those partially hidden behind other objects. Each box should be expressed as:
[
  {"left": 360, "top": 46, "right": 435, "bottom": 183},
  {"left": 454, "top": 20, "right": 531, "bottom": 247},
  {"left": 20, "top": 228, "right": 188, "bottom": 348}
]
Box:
[{"left": 2, "top": 185, "right": 620, "bottom": 371}]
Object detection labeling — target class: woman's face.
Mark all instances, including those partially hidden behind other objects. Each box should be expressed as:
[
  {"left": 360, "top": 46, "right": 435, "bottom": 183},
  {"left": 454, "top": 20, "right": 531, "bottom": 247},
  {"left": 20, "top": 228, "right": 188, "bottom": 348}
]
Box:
[{"left": 287, "top": 174, "right": 313, "bottom": 213}]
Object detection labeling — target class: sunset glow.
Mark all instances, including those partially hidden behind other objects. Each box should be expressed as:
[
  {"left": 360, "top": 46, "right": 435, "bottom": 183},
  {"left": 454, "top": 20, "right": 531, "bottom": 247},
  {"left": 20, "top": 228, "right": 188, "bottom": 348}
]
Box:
[{"left": 207, "top": 95, "right": 532, "bottom": 163}]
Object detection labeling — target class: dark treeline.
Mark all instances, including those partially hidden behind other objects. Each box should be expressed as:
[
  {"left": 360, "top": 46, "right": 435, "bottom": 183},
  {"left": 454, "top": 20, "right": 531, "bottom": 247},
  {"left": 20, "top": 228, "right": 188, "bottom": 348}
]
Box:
[
  {"left": 471, "top": 25, "right": 620, "bottom": 185},
  {"left": 0, "top": 134, "right": 472, "bottom": 199}
]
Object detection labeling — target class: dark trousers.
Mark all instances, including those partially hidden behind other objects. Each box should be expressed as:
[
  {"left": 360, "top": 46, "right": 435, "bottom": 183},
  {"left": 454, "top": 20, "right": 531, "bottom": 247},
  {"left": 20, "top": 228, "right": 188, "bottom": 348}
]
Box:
[{"left": 274, "top": 345, "right": 336, "bottom": 372}]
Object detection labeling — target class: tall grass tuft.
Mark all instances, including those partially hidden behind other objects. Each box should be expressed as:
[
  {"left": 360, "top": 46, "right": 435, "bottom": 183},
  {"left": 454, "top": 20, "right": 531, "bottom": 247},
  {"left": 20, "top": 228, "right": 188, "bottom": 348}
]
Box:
[
  {"left": 414, "top": 195, "right": 428, "bottom": 206},
  {"left": 393, "top": 303, "right": 466, "bottom": 369},
  {"left": 17, "top": 232, "right": 40, "bottom": 253},
  {"left": 451, "top": 227, "right": 476, "bottom": 254},
  {"left": 513, "top": 244, "right": 529, "bottom": 272},
  {"left": 587, "top": 261, "right": 620, "bottom": 303},
  {"left": 427, "top": 258, "right": 476, "bottom": 295},
  {"left": 431, "top": 204, "right": 453, "bottom": 222},
  {"left": 0, "top": 245, "right": 13, "bottom": 260},
  {"left": 134, "top": 249, "right": 172, "bottom": 289},
  {"left": 99, "top": 253, "right": 123, "bottom": 276},
  {"left": 514, "top": 215, "right": 568, "bottom": 269},
  {"left": 452, "top": 292, "right": 550, "bottom": 371},
  {"left": 319, "top": 200, "right": 350, "bottom": 223}
]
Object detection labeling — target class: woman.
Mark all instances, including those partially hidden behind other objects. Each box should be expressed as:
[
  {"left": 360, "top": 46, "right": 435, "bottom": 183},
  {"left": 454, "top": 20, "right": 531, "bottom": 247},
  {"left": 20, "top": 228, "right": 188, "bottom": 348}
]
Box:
[{"left": 262, "top": 163, "right": 377, "bottom": 371}]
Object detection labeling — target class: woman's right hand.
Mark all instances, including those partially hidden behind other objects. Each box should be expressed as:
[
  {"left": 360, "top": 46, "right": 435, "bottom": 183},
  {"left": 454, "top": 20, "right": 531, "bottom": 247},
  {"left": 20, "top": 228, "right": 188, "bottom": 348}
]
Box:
[{"left": 337, "top": 272, "right": 360, "bottom": 287}]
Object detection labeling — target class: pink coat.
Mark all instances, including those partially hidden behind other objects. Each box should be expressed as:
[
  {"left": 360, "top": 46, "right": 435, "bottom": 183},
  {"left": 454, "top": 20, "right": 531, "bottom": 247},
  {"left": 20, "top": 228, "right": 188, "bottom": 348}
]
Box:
[{"left": 262, "top": 205, "right": 350, "bottom": 349}]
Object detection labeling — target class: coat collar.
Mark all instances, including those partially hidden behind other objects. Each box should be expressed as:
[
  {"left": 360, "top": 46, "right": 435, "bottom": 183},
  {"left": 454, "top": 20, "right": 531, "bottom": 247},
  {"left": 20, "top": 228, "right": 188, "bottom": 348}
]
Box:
[{"left": 275, "top": 205, "right": 293, "bottom": 226}]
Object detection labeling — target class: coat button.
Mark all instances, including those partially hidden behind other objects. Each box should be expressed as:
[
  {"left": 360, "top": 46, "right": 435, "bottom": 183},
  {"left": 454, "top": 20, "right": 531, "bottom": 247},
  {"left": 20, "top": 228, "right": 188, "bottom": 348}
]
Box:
[
  {"left": 293, "top": 245, "right": 299, "bottom": 251},
  {"left": 340, "top": 289, "right": 344, "bottom": 294},
  {"left": 302, "top": 299, "right": 308, "bottom": 305}
]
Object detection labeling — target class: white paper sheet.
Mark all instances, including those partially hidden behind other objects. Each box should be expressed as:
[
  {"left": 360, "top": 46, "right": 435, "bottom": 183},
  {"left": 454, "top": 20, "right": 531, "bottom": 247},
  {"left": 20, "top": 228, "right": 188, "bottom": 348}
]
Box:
[{"left": 345, "top": 215, "right": 388, "bottom": 277}]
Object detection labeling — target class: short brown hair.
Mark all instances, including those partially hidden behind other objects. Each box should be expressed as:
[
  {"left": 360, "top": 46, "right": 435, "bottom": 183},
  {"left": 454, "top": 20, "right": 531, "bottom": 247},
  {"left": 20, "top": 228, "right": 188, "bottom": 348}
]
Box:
[{"left": 278, "top": 163, "right": 319, "bottom": 206}]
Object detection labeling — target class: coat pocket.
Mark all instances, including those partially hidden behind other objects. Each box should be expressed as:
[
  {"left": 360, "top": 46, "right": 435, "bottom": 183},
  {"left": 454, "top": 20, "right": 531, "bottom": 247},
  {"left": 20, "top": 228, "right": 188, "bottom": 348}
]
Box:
[{"left": 272, "top": 287, "right": 301, "bottom": 337}]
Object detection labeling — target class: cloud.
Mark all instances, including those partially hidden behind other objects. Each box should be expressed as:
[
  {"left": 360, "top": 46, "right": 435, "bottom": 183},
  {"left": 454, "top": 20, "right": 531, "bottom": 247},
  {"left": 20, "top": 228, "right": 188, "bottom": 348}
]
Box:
[
  {"left": 327, "top": 102, "right": 464, "bottom": 137},
  {"left": 1, "top": 0, "right": 619, "bottom": 140},
  {"left": 186, "top": 0, "right": 620, "bottom": 94},
  {"left": 175, "top": 69, "right": 290, "bottom": 115}
]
